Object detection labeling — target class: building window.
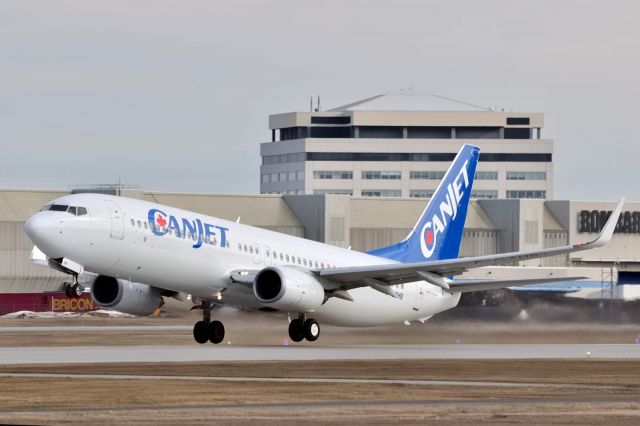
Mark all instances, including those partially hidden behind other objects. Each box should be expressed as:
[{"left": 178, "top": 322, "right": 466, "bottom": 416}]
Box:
[
  {"left": 506, "top": 190, "right": 547, "bottom": 199},
  {"left": 288, "top": 172, "right": 296, "bottom": 181},
  {"left": 313, "top": 190, "right": 353, "bottom": 195},
  {"left": 471, "top": 190, "right": 498, "bottom": 199},
  {"left": 279, "top": 172, "right": 287, "bottom": 182},
  {"left": 309, "top": 127, "right": 351, "bottom": 138},
  {"left": 261, "top": 174, "right": 269, "bottom": 183},
  {"left": 506, "top": 171, "right": 547, "bottom": 180},
  {"left": 361, "top": 190, "right": 402, "bottom": 197},
  {"left": 358, "top": 126, "right": 403, "bottom": 139},
  {"left": 407, "top": 127, "right": 452, "bottom": 139},
  {"left": 409, "top": 190, "right": 434, "bottom": 198},
  {"left": 304, "top": 152, "right": 551, "bottom": 162},
  {"left": 279, "top": 127, "right": 308, "bottom": 141},
  {"left": 313, "top": 171, "right": 353, "bottom": 180},
  {"left": 504, "top": 128, "right": 531, "bottom": 139},
  {"left": 270, "top": 173, "right": 278, "bottom": 183},
  {"left": 455, "top": 127, "right": 501, "bottom": 139},
  {"left": 361, "top": 171, "right": 401, "bottom": 180},
  {"left": 297, "top": 171, "right": 305, "bottom": 180},
  {"left": 262, "top": 153, "right": 305, "bottom": 165},
  {"left": 475, "top": 171, "right": 498, "bottom": 180},
  {"left": 311, "top": 116, "right": 351, "bottom": 125},
  {"left": 507, "top": 117, "right": 530, "bottom": 125},
  {"left": 409, "top": 171, "right": 445, "bottom": 180}
]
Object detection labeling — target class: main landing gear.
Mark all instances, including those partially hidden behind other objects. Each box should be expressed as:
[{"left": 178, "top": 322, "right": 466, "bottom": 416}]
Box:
[
  {"left": 288, "top": 314, "right": 320, "bottom": 343},
  {"left": 192, "top": 301, "right": 225, "bottom": 344},
  {"left": 63, "top": 275, "right": 84, "bottom": 298}
]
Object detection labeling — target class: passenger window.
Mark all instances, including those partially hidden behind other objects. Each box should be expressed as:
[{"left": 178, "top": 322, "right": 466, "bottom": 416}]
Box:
[
  {"left": 256, "top": 248, "right": 260, "bottom": 255},
  {"left": 243, "top": 244, "right": 248, "bottom": 252},
  {"left": 286, "top": 254, "right": 290, "bottom": 262},
  {"left": 131, "top": 219, "right": 135, "bottom": 226},
  {"left": 303, "top": 259, "right": 307, "bottom": 266},
  {"left": 144, "top": 222, "right": 148, "bottom": 229},
  {"left": 314, "top": 261, "right": 318, "bottom": 268},
  {"left": 321, "top": 263, "right": 325, "bottom": 269},
  {"left": 249, "top": 246, "right": 254, "bottom": 254},
  {"left": 238, "top": 243, "right": 242, "bottom": 251},
  {"left": 137, "top": 220, "right": 142, "bottom": 228}
]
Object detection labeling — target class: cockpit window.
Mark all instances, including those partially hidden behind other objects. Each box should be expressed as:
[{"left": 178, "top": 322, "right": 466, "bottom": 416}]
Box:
[{"left": 41, "top": 204, "right": 88, "bottom": 216}]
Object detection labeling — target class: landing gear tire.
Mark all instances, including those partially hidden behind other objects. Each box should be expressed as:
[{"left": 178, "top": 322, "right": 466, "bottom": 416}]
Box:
[
  {"left": 303, "top": 319, "right": 320, "bottom": 342},
  {"left": 193, "top": 321, "right": 209, "bottom": 344},
  {"left": 288, "top": 319, "right": 305, "bottom": 342},
  {"left": 63, "top": 282, "right": 83, "bottom": 298},
  {"left": 208, "top": 320, "right": 225, "bottom": 344},
  {"left": 71, "top": 283, "right": 83, "bottom": 297}
]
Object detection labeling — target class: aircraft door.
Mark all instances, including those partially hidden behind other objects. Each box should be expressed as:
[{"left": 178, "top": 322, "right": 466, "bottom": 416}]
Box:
[
  {"left": 412, "top": 283, "right": 424, "bottom": 312},
  {"left": 252, "top": 244, "right": 261, "bottom": 264},
  {"left": 105, "top": 200, "right": 124, "bottom": 240}
]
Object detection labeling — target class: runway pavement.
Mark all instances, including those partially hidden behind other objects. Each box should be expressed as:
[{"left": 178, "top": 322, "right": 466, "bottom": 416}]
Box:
[{"left": 1, "top": 343, "right": 638, "bottom": 364}]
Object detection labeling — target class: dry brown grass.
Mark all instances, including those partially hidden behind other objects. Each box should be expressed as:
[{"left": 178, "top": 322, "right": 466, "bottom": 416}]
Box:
[{"left": 0, "top": 359, "right": 638, "bottom": 425}]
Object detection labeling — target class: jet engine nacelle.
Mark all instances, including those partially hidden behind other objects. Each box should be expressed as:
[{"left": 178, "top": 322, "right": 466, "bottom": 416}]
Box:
[
  {"left": 253, "top": 266, "right": 326, "bottom": 312},
  {"left": 90, "top": 275, "right": 163, "bottom": 316}
]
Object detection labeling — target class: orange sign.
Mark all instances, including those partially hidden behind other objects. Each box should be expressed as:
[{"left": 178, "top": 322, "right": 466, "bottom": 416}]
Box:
[{"left": 51, "top": 295, "right": 96, "bottom": 312}]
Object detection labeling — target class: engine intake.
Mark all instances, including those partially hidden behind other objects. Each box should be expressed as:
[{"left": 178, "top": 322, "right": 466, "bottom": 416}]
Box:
[
  {"left": 90, "top": 275, "right": 164, "bottom": 316},
  {"left": 253, "top": 266, "right": 326, "bottom": 312}
]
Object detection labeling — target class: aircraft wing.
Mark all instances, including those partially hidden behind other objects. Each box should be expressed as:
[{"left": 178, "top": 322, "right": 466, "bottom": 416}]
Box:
[
  {"left": 447, "top": 277, "right": 586, "bottom": 293},
  {"left": 317, "top": 198, "right": 624, "bottom": 292}
]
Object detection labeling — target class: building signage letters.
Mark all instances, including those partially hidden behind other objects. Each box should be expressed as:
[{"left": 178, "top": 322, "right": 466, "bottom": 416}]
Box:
[{"left": 578, "top": 210, "right": 640, "bottom": 234}]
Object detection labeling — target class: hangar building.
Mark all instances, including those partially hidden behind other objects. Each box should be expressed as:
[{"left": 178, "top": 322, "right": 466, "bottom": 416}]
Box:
[{"left": 1, "top": 189, "right": 638, "bottom": 300}]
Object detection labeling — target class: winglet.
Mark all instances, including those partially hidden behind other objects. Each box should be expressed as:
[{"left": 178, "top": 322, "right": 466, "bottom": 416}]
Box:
[{"left": 584, "top": 197, "right": 625, "bottom": 249}]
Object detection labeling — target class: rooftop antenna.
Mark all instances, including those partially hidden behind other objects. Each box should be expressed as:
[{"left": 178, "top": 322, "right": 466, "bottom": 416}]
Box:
[
  {"left": 310, "top": 96, "right": 313, "bottom": 112},
  {"left": 317, "top": 95, "right": 321, "bottom": 112}
]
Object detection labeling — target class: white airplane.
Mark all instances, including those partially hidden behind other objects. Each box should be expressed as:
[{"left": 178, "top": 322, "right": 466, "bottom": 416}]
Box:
[{"left": 24, "top": 144, "right": 624, "bottom": 344}]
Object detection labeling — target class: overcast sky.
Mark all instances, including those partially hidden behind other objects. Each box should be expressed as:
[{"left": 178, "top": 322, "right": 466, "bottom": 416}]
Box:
[{"left": 1, "top": 0, "right": 639, "bottom": 200}]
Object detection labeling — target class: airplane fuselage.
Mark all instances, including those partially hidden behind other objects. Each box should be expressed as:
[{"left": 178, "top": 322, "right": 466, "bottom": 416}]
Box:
[{"left": 26, "top": 193, "right": 460, "bottom": 326}]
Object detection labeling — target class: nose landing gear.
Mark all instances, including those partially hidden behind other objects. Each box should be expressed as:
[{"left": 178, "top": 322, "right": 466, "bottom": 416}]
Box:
[
  {"left": 288, "top": 315, "right": 320, "bottom": 343},
  {"left": 192, "top": 301, "right": 225, "bottom": 345}
]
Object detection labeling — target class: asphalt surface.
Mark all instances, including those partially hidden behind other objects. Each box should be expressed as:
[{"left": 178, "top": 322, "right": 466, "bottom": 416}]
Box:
[{"left": 1, "top": 343, "right": 638, "bottom": 364}]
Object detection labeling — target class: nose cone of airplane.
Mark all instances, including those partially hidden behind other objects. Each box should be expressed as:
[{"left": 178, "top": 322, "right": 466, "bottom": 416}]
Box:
[{"left": 24, "top": 213, "right": 64, "bottom": 258}]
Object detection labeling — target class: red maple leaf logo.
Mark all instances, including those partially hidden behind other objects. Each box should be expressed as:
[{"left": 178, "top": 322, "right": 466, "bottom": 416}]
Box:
[
  {"left": 156, "top": 214, "right": 167, "bottom": 228},
  {"left": 425, "top": 230, "right": 434, "bottom": 245}
]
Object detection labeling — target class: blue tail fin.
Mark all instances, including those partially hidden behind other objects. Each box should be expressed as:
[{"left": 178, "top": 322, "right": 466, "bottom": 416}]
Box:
[{"left": 367, "top": 144, "right": 480, "bottom": 263}]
